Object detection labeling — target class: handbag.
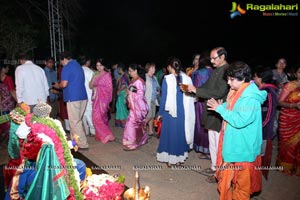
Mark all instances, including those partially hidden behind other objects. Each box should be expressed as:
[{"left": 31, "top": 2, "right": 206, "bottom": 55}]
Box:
[{"left": 0, "top": 110, "right": 10, "bottom": 124}]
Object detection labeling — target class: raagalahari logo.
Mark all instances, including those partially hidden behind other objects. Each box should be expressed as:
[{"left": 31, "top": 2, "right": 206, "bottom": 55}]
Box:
[
  {"left": 230, "top": 2, "right": 246, "bottom": 19},
  {"left": 230, "top": 2, "right": 298, "bottom": 19}
]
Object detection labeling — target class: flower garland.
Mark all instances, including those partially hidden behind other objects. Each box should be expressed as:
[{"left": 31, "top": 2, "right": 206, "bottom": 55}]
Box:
[{"left": 30, "top": 114, "right": 83, "bottom": 200}]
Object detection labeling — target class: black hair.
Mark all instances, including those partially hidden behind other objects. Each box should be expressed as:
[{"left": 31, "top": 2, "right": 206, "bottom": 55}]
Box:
[
  {"left": 78, "top": 55, "right": 91, "bottom": 66},
  {"left": 255, "top": 68, "right": 276, "bottom": 85},
  {"left": 128, "top": 63, "right": 146, "bottom": 81},
  {"left": 293, "top": 66, "right": 300, "bottom": 80},
  {"left": 226, "top": 61, "right": 251, "bottom": 82},
  {"left": 167, "top": 56, "right": 182, "bottom": 85},
  {"left": 117, "top": 62, "right": 127, "bottom": 73},
  {"left": 215, "top": 47, "right": 228, "bottom": 60},
  {"left": 18, "top": 52, "right": 31, "bottom": 60},
  {"left": 58, "top": 51, "right": 72, "bottom": 60},
  {"left": 95, "top": 58, "right": 104, "bottom": 65},
  {"left": 96, "top": 58, "right": 110, "bottom": 72},
  {"left": 198, "top": 57, "right": 212, "bottom": 69},
  {"left": 167, "top": 57, "right": 181, "bottom": 74},
  {"left": 192, "top": 53, "right": 201, "bottom": 66}
]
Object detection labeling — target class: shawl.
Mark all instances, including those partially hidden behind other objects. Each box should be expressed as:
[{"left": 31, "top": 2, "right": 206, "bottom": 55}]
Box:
[
  {"left": 181, "top": 72, "right": 195, "bottom": 148},
  {"left": 165, "top": 74, "right": 177, "bottom": 117}
]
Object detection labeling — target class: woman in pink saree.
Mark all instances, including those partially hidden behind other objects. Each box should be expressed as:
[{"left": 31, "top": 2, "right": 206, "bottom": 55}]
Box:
[
  {"left": 123, "top": 64, "right": 149, "bottom": 150},
  {"left": 89, "top": 59, "right": 115, "bottom": 143}
]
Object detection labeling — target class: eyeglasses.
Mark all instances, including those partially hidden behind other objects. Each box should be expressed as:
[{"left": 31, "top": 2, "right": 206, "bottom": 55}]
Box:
[{"left": 210, "top": 56, "right": 219, "bottom": 61}]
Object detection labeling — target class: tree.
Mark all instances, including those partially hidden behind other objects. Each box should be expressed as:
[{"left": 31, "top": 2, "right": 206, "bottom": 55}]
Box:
[
  {"left": 22, "top": 0, "right": 83, "bottom": 50},
  {"left": 0, "top": 18, "right": 37, "bottom": 60},
  {"left": 0, "top": 0, "right": 82, "bottom": 59}
]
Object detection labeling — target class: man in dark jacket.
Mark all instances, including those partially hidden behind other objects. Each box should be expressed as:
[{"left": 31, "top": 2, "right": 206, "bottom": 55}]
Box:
[{"left": 186, "top": 47, "right": 229, "bottom": 182}]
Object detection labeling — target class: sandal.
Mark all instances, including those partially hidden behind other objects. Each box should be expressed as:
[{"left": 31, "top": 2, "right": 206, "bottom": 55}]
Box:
[
  {"left": 166, "top": 163, "right": 172, "bottom": 168},
  {"left": 205, "top": 175, "right": 217, "bottom": 183},
  {"left": 123, "top": 147, "right": 136, "bottom": 151},
  {"left": 176, "top": 162, "right": 184, "bottom": 166},
  {"left": 148, "top": 132, "right": 154, "bottom": 136},
  {"left": 202, "top": 168, "right": 216, "bottom": 174},
  {"left": 198, "top": 153, "right": 211, "bottom": 160}
]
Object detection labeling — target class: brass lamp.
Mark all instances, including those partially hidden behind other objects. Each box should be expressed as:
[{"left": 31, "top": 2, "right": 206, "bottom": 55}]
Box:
[{"left": 123, "top": 171, "right": 150, "bottom": 200}]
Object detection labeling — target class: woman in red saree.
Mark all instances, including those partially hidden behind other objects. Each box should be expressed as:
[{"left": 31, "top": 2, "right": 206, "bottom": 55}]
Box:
[
  {"left": 276, "top": 66, "right": 300, "bottom": 176},
  {"left": 89, "top": 59, "right": 115, "bottom": 143}
]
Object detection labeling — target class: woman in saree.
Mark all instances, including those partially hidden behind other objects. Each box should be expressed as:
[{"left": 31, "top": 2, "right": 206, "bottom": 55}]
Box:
[
  {"left": 192, "top": 57, "right": 211, "bottom": 159},
  {"left": 115, "top": 63, "right": 130, "bottom": 128},
  {"left": 186, "top": 53, "right": 201, "bottom": 77},
  {"left": 123, "top": 64, "right": 148, "bottom": 150},
  {"left": 89, "top": 58, "right": 115, "bottom": 143},
  {"left": 253, "top": 69, "right": 278, "bottom": 180},
  {"left": 276, "top": 66, "right": 300, "bottom": 176}
]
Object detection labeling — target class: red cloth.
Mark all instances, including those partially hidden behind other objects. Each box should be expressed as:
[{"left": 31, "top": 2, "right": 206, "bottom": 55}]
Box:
[
  {"left": 58, "top": 66, "right": 68, "bottom": 120},
  {"left": 154, "top": 119, "right": 162, "bottom": 136},
  {"left": 276, "top": 82, "right": 300, "bottom": 175},
  {"left": 2, "top": 75, "right": 15, "bottom": 91}
]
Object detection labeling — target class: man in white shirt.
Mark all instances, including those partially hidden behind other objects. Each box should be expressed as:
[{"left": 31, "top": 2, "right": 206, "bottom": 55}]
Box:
[
  {"left": 15, "top": 52, "right": 49, "bottom": 112},
  {"left": 79, "top": 55, "right": 95, "bottom": 136}
]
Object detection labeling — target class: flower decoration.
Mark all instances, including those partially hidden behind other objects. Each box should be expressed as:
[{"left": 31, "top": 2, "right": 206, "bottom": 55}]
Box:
[
  {"left": 82, "top": 173, "right": 125, "bottom": 200},
  {"left": 9, "top": 103, "right": 30, "bottom": 124},
  {"left": 86, "top": 167, "right": 93, "bottom": 177},
  {"left": 20, "top": 102, "right": 30, "bottom": 114},
  {"left": 30, "top": 114, "right": 83, "bottom": 200},
  {"left": 23, "top": 131, "right": 43, "bottom": 161}
]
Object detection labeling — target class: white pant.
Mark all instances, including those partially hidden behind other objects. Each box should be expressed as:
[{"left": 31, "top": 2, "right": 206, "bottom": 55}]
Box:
[
  {"left": 64, "top": 119, "right": 70, "bottom": 131},
  {"left": 208, "top": 129, "right": 220, "bottom": 171},
  {"left": 83, "top": 102, "right": 95, "bottom": 135}
]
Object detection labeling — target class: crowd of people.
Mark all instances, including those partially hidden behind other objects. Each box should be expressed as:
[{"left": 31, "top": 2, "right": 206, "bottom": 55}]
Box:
[{"left": 0, "top": 47, "right": 299, "bottom": 199}]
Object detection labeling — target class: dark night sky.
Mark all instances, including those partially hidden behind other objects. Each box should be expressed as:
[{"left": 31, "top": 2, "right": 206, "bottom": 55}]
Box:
[{"left": 75, "top": 0, "right": 299, "bottom": 68}]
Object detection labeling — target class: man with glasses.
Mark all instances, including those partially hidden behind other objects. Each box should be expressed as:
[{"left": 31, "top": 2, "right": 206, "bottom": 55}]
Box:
[{"left": 184, "top": 46, "right": 229, "bottom": 183}]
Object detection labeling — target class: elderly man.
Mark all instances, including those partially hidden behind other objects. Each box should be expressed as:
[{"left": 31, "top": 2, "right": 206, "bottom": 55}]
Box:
[{"left": 185, "top": 47, "right": 229, "bottom": 183}]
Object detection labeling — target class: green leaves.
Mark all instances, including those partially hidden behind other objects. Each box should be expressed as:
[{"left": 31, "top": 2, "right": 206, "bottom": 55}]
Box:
[{"left": 117, "top": 175, "right": 126, "bottom": 183}]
